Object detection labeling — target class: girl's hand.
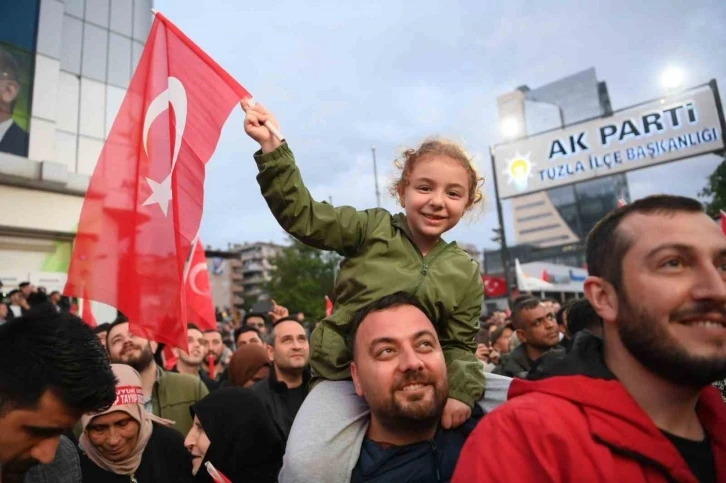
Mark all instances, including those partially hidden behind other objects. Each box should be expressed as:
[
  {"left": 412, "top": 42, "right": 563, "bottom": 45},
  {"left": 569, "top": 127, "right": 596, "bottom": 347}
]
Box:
[
  {"left": 441, "top": 397, "right": 471, "bottom": 429},
  {"left": 240, "top": 98, "right": 282, "bottom": 153}
]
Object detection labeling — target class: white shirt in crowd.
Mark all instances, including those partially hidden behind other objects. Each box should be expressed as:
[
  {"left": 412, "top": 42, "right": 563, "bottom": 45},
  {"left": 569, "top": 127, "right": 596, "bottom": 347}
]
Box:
[{"left": 9, "top": 304, "right": 21, "bottom": 317}]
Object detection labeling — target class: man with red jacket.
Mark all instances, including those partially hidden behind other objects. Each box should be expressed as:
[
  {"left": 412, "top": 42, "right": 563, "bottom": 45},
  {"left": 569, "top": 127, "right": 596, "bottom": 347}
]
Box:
[{"left": 454, "top": 195, "right": 726, "bottom": 482}]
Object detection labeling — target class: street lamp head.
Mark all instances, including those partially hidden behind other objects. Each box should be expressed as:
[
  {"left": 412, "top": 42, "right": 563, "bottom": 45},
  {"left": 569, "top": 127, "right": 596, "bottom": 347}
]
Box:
[
  {"left": 661, "top": 67, "right": 684, "bottom": 90},
  {"left": 501, "top": 117, "right": 521, "bottom": 139}
]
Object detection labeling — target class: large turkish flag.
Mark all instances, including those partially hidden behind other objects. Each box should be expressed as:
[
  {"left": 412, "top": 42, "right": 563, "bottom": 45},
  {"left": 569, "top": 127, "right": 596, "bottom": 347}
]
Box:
[
  {"left": 64, "top": 12, "right": 249, "bottom": 350},
  {"left": 80, "top": 285, "right": 97, "bottom": 328}
]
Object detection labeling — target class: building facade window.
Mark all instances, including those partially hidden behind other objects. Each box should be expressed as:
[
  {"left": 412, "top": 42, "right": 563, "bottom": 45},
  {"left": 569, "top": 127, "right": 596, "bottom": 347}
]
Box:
[
  {"left": 520, "top": 224, "right": 560, "bottom": 235},
  {"left": 527, "top": 234, "right": 570, "bottom": 245},
  {"left": 516, "top": 212, "right": 553, "bottom": 223},
  {"left": 514, "top": 200, "right": 545, "bottom": 210}
]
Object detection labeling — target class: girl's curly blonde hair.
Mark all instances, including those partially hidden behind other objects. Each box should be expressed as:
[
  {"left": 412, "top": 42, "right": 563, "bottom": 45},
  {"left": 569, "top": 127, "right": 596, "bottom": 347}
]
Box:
[{"left": 389, "top": 137, "right": 485, "bottom": 212}]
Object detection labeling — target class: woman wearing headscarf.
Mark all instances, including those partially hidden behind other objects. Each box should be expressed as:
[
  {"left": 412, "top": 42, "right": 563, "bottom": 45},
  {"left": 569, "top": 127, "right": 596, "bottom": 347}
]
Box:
[
  {"left": 226, "top": 343, "right": 271, "bottom": 388},
  {"left": 184, "top": 388, "right": 284, "bottom": 483},
  {"left": 79, "top": 364, "right": 194, "bottom": 482}
]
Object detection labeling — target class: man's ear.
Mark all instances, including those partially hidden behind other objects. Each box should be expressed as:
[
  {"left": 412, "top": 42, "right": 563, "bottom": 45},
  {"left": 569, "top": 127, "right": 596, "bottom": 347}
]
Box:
[
  {"left": 266, "top": 344, "right": 275, "bottom": 362},
  {"left": 584, "top": 276, "right": 619, "bottom": 326},
  {"left": 515, "top": 328, "right": 527, "bottom": 345},
  {"left": 150, "top": 341, "right": 158, "bottom": 353},
  {"left": 171, "top": 347, "right": 180, "bottom": 358},
  {"left": 350, "top": 361, "right": 364, "bottom": 397}
]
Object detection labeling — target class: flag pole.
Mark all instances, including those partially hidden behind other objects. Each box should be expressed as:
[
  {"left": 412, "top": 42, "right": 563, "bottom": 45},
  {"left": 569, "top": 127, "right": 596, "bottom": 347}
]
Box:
[
  {"left": 247, "top": 98, "right": 284, "bottom": 141},
  {"left": 150, "top": 9, "right": 284, "bottom": 142},
  {"left": 263, "top": 117, "right": 284, "bottom": 142},
  {"left": 371, "top": 147, "right": 381, "bottom": 208}
]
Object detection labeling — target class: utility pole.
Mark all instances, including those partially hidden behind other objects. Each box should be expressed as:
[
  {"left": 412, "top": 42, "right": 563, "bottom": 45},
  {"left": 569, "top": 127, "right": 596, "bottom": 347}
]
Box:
[
  {"left": 371, "top": 147, "right": 381, "bottom": 208},
  {"left": 490, "top": 147, "right": 512, "bottom": 299}
]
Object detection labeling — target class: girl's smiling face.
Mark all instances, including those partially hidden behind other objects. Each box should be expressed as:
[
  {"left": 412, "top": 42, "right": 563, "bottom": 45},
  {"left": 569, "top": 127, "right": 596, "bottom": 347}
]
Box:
[{"left": 398, "top": 155, "right": 471, "bottom": 254}]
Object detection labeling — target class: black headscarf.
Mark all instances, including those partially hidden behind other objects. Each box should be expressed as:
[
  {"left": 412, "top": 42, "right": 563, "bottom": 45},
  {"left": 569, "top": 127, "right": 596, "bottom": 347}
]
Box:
[{"left": 190, "top": 388, "right": 284, "bottom": 483}]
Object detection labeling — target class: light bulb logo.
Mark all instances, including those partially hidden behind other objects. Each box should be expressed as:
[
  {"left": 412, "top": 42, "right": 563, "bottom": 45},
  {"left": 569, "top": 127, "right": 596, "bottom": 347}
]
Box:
[{"left": 503, "top": 151, "right": 534, "bottom": 191}]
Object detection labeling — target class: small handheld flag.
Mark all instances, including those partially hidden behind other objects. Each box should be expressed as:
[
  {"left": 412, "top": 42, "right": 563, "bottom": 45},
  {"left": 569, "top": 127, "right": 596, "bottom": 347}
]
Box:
[
  {"left": 207, "top": 354, "right": 216, "bottom": 380},
  {"left": 205, "top": 461, "right": 232, "bottom": 483}
]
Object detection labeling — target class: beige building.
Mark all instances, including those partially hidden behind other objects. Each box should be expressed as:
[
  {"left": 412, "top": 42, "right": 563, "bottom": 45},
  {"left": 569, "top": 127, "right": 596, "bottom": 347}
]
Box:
[
  {"left": 205, "top": 248, "right": 244, "bottom": 310},
  {"left": 233, "top": 242, "right": 285, "bottom": 301}
]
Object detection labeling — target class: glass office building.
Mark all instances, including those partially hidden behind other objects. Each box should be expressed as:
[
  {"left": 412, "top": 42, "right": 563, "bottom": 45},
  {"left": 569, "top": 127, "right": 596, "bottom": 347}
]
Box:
[{"left": 546, "top": 174, "right": 630, "bottom": 241}]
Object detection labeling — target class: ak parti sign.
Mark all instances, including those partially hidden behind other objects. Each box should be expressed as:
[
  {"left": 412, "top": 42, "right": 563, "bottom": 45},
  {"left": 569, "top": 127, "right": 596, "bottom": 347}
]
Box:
[{"left": 493, "top": 81, "right": 726, "bottom": 199}]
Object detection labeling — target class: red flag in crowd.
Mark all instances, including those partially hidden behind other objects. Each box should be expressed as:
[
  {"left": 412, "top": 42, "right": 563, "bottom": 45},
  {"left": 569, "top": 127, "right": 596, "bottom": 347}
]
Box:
[
  {"left": 325, "top": 295, "right": 333, "bottom": 317},
  {"left": 80, "top": 288, "right": 97, "bottom": 328},
  {"left": 164, "top": 237, "right": 215, "bottom": 370},
  {"left": 207, "top": 355, "right": 216, "bottom": 380},
  {"left": 482, "top": 275, "right": 507, "bottom": 298},
  {"left": 720, "top": 210, "right": 726, "bottom": 235},
  {"left": 185, "top": 237, "right": 217, "bottom": 331},
  {"left": 162, "top": 345, "right": 178, "bottom": 371},
  {"left": 541, "top": 269, "right": 550, "bottom": 283},
  {"left": 64, "top": 11, "right": 250, "bottom": 351}
]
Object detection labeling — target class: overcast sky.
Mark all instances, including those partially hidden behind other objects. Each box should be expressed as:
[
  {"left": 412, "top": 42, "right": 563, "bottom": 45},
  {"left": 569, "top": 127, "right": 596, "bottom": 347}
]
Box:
[{"left": 157, "top": 0, "right": 726, "bottom": 252}]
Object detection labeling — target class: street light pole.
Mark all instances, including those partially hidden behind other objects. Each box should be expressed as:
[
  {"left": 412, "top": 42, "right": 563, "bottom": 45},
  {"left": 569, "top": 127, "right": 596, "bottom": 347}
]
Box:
[
  {"left": 490, "top": 146, "right": 512, "bottom": 299},
  {"left": 371, "top": 147, "right": 381, "bottom": 208}
]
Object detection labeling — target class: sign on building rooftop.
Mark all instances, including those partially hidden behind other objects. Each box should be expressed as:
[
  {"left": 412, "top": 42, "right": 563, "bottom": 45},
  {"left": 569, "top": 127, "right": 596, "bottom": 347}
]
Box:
[{"left": 493, "top": 81, "right": 726, "bottom": 199}]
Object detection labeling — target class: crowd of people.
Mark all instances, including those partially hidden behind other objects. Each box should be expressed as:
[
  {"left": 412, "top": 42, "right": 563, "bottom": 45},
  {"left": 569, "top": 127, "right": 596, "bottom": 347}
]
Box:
[{"left": 1, "top": 105, "right": 725, "bottom": 482}]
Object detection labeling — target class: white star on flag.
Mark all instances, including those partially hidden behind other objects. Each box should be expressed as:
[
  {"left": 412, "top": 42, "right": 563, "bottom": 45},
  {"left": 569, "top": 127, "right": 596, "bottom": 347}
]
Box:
[{"left": 142, "top": 175, "right": 173, "bottom": 217}]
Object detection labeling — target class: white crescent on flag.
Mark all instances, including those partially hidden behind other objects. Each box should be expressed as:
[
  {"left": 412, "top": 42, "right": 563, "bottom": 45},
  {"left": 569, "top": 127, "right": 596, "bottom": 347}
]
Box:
[
  {"left": 141, "top": 76, "right": 188, "bottom": 217},
  {"left": 188, "top": 263, "right": 208, "bottom": 296},
  {"left": 484, "top": 278, "right": 500, "bottom": 292}
]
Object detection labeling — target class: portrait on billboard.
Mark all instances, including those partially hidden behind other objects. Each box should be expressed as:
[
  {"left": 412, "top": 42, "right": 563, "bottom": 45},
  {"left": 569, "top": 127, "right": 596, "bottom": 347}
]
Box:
[
  {"left": 0, "top": 44, "right": 31, "bottom": 157},
  {"left": 0, "top": 0, "right": 39, "bottom": 159}
]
